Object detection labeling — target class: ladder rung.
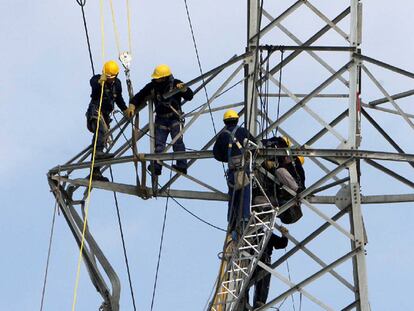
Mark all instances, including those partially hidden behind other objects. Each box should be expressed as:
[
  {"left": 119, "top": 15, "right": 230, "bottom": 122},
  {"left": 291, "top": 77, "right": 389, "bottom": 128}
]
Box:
[
  {"left": 222, "top": 278, "right": 243, "bottom": 284},
  {"left": 244, "top": 233, "right": 265, "bottom": 239},
  {"left": 251, "top": 203, "right": 272, "bottom": 207},
  {"left": 249, "top": 222, "right": 270, "bottom": 227}
]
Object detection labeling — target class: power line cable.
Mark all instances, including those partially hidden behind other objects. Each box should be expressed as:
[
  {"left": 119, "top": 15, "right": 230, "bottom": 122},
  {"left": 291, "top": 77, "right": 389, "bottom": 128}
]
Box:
[
  {"left": 182, "top": 0, "right": 215, "bottom": 134},
  {"left": 76, "top": 0, "right": 95, "bottom": 75},
  {"left": 39, "top": 200, "right": 58, "bottom": 311},
  {"left": 150, "top": 167, "right": 172, "bottom": 311},
  {"left": 109, "top": 166, "right": 137, "bottom": 311},
  {"left": 182, "top": 0, "right": 227, "bottom": 175}
]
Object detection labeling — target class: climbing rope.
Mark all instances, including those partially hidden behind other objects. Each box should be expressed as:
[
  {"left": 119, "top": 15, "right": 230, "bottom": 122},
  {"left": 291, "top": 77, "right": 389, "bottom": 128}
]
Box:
[
  {"left": 76, "top": 0, "right": 95, "bottom": 75},
  {"left": 108, "top": 0, "right": 133, "bottom": 56},
  {"left": 39, "top": 200, "right": 58, "bottom": 311},
  {"left": 72, "top": 1, "right": 106, "bottom": 310},
  {"left": 126, "top": 0, "right": 132, "bottom": 55},
  {"left": 109, "top": 166, "right": 138, "bottom": 311},
  {"left": 108, "top": 0, "right": 121, "bottom": 55},
  {"left": 72, "top": 83, "right": 105, "bottom": 311}
]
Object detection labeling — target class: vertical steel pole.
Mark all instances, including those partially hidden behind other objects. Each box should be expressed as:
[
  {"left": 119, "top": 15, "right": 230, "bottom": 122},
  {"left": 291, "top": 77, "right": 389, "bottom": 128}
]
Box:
[
  {"left": 348, "top": 1, "right": 369, "bottom": 310},
  {"left": 245, "top": 0, "right": 260, "bottom": 135}
]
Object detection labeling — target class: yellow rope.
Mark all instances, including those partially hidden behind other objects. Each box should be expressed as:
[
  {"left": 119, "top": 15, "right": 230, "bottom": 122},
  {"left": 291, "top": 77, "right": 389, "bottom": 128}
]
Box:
[
  {"left": 101, "top": 0, "right": 106, "bottom": 60},
  {"left": 126, "top": 0, "right": 132, "bottom": 55},
  {"left": 109, "top": 0, "right": 121, "bottom": 55},
  {"left": 71, "top": 1, "right": 106, "bottom": 310}
]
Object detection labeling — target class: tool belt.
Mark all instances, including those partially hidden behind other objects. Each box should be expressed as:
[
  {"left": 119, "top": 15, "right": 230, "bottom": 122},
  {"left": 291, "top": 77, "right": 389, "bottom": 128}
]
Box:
[
  {"left": 228, "top": 155, "right": 250, "bottom": 190},
  {"left": 156, "top": 112, "right": 177, "bottom": 118}
]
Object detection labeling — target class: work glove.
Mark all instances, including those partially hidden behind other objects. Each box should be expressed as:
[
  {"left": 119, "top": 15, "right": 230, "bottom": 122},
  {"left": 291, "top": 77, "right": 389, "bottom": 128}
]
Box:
[
  {"left": 124, "top": 104, "right": 136, "bottom": 118},
  {"left": 176, "top": 82, "right": 188, "bottom": 93},
  {"left": 98, "top": 74, "right": 107, "bottom": 85},
  {"left": 263, "top": 160, "right": 276, "bottom": 170}
]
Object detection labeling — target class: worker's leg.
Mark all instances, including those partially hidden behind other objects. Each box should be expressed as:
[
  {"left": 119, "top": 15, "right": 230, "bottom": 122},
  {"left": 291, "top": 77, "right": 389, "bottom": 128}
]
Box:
[
  {"left": 227, "top": 170, "right": 239, "bottom": 236},
  {"left": 86, "top": 117, "right": 110, "bottom": 181},
  {"left": 275, "top": 167, "right": 298, "bottom": 192},
  {"left": 253, "top": 251, "right": 272, "bottom": 308},
  {"left": 87, "top": 117, "right": 107, "bottom": 153},
  {"left": 153, "top": 118, "right": 170, "bottom": 173},
  {"left": 169, "top": 120, "right": 187, "bottom": 170},
  {"left": 240, "top": 182, "right": 251, "bottom": 221}
]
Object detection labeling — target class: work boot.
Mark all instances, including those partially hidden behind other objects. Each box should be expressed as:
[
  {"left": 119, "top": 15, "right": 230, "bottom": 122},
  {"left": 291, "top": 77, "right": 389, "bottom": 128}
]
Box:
[
  {"left": 147, "top": 164, "right": 162, "bottom": 176},
  {"left": 95, "top": 150, "right": 115, "bottom": 160},
  {"left": 172, "top": 165, "right": 187, "bottom": 175},
  {"left": 254, "top": 301, "right": 265, "bottom": 309},
  {"left": 86, "top": 170, "right": 109, "bottom": 182}
]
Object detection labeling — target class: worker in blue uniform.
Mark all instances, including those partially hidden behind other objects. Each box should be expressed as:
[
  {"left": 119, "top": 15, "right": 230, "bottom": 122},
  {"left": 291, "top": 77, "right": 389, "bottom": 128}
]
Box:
[
  {"left": 213, "top": 109, "right": 255, "bottom": 237},
  {"left": 261, "top": 136, "right": 306, "bottom": 224},
  {"left": 86, "top": 60, "right": 135, "bottom": 181},
  {"left": 129, "top": 64, "right": 194, "bottom": 175}
]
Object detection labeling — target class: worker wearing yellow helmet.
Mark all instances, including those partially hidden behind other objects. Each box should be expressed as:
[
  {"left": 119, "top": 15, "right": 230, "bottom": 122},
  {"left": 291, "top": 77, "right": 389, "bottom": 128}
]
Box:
[
  {"left": 129, "top": 64, "right": 194, "bottom": 175},
  {"left": 213, "top": 109, "right": 256, "bottom": 235},
  {"left": 260, "top": 135, "right": 306, "bottom": 224},
  {"left": 85, "top": 60, "right": 134, "bottom": 181}
]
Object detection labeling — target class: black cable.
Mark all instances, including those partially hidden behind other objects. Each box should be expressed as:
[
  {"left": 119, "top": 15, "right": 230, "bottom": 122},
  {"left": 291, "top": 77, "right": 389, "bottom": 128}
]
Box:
[
  {"left": 111, "top": 115, "right": 226, "bottom": 232},
  {"left": 109, "top": 166, "right": 137, "bottom": 311},
  {"left": 183, "top": 0, "right": 227, "bottom": 175},
  {"left": 39, "top": 201, "right": 58, "bottom": 311},
  {"left": 150, "top": 167, "right": 172, "bottom": 311},
  {"left": 169, "top": 193, "right": 227, "bottom": 232},
  {"left": 113, "top": 112, "right": 199, "bottom": 152},
  {"left": 76, "top": 0, "right": 95, "bottom": 75},
  {"left": 275, "top": 50, "right": 284, "bottom": 136},
  {"left": 183, "top": 0, "right": 216, "bottom": 134}
]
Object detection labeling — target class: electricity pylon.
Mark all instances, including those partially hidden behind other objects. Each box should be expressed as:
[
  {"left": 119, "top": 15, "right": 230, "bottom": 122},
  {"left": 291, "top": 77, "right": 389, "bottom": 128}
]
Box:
[{"left": 48, "top": 1, "right": 414, "bottom": 310}]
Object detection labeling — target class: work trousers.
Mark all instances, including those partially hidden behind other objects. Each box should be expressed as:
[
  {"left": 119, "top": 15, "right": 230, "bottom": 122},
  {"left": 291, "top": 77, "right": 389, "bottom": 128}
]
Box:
[
  {"left": 154, "top": 117, "right": 187, "bottom": 171},
  {"left": 252, "top": 249, "right": 272, "bottom": 307},
  {"left": 227, "top": 169, "right": 251, "bottom": 237},
  {"left": 240, "top": 247, "right": 272, "bottom": 310},
  {"left": 87, "top": 114, "right": 110, "bottom": 152}
]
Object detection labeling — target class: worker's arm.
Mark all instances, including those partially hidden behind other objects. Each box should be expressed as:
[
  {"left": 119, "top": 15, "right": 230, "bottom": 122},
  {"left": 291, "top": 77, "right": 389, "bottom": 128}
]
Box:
[
  {"left": 130, "top": 82, "right": 154, "bottom": 107},
  {"left": 213, "top": 133, "right": 228, "bottom": 162},
  {"left": 114, "top": 79, "right": 128, "bottom": 111},
  {"left": 270, "top": 233, "right": 288, "bottom": 249},
  {"left": 89, "top": 75, "right": 102, "bottom": 100},
  {"left": 175, "top": 79, "right": 194, "bottom": 101}
]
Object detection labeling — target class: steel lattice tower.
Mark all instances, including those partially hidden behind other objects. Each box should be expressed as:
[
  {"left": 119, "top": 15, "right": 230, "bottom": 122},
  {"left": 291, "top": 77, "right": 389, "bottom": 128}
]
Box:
[{"left": 48, "top": 1, "right": 414, "bottom": 310}]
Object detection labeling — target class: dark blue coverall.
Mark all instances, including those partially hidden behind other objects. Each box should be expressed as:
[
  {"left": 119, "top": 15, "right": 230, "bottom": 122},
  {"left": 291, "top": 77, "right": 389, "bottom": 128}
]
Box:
[
  {"left": 251, "top": 233, "right": 288, "bottom": 307},
  {"left": 130, "top": 76, "right": 194, "bottom": 173},
  {"left": 86, "top": 74, "right": 127, "bottom": 151},
  {"left": 213, "top": 125, "right": 255, "bottom": 234}
]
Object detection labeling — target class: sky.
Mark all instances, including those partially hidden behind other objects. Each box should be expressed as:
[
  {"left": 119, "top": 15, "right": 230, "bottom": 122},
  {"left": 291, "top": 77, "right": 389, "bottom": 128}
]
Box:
[{"left": 1, "top": 0, "right": 413, "bottom": 310}]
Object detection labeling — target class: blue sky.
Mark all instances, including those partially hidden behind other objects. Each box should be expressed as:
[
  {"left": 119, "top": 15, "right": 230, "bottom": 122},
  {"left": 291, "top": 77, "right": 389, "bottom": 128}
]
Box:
[{"left": 1, "top": 1, "right": 413, "bottom": 310}]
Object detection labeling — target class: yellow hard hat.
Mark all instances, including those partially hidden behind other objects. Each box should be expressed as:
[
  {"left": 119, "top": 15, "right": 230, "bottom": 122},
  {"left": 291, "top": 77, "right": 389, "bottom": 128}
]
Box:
[
  {"left": 282, "top": 136, "right": 292, "bottom": 147},
  {"left": 223, "top": 109, "right": 239, "bottom": 121},
  {"left": 298, "top": 156, "right": 305, "bottom": 165},
  {"left": 152, "top": 64, "right": 172, "bottom": 79},
  {"left": 103, "top": 60, "right": 120, "bottom": 78}
]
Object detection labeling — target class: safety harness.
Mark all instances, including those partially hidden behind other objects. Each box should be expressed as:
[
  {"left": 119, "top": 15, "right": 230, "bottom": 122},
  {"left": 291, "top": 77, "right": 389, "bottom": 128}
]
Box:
[{"left": 153, "top": 76, "right": 184, "bottom": 121}]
